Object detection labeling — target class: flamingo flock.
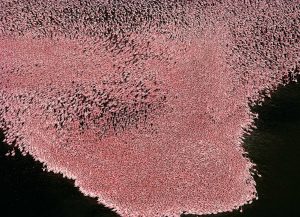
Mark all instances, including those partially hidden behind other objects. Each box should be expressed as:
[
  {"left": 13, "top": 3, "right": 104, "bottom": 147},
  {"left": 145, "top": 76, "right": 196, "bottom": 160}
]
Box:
[{"left": 0, "top": 1, "right": 299, "bottom": 216}]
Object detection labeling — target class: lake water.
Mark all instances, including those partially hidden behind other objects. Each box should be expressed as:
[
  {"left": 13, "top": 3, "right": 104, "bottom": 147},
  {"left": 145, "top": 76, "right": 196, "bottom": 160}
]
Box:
[{"left": 0, "top": 82, "right": 299, "bottom": 217}]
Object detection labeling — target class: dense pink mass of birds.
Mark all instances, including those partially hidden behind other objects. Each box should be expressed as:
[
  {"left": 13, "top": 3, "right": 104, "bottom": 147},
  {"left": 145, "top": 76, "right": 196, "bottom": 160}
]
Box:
[{"left": 0, "top": 0, "right": 299, "bottom": 216}]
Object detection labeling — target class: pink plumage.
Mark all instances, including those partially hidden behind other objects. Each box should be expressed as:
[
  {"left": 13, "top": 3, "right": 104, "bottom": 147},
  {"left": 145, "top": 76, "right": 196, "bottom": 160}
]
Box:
[{"left": 0, "top": 1, "right": 299, "bottom": 216}]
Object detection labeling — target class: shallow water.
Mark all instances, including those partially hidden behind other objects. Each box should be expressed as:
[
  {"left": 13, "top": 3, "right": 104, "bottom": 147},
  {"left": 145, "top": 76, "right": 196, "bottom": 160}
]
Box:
[{"left": 1, "top": 82, "right": 300, "bottom": 217}]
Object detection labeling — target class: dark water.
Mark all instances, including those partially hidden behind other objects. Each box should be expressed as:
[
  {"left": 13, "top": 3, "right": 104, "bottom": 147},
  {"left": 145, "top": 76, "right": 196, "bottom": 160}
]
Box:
[{"left": 1, "top": 82, "right": 300, "bottom": 217}]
